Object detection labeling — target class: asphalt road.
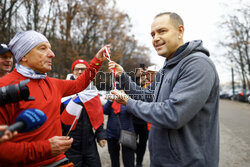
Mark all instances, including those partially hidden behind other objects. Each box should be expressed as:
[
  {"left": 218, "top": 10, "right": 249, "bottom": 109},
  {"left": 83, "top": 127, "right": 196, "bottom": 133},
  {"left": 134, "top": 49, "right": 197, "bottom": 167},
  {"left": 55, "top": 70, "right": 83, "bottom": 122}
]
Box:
[
  {"left": 219, "top": 99, "right": 250, "bottom": 167},
  {"left": 98, "top": 99, "right": 250, "bottom": 167}
]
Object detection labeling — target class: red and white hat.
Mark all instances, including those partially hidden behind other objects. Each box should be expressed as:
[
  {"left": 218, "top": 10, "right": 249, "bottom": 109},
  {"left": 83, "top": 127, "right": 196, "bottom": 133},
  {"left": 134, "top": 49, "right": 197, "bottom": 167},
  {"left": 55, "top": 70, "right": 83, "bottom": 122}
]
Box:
[
  {"left": 71, "top": 59, "right": 89, "bottom": 72},
  {"left": 146, "top": 65, "right": 158, "bottom": 72}
]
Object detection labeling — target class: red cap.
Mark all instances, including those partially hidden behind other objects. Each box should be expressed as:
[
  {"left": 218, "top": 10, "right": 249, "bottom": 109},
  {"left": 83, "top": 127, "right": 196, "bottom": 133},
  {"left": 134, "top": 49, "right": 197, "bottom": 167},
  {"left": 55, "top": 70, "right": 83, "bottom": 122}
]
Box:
[{"left": 71, "top": 59, "right": 89, "bottom": 72}]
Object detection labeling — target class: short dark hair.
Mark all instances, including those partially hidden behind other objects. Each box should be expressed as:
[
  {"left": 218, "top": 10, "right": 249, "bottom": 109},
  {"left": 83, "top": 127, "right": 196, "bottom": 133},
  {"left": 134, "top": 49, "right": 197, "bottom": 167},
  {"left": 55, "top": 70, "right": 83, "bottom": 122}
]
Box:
[{"left": 154, "top": 12, "right": 184, "bottom": 28}]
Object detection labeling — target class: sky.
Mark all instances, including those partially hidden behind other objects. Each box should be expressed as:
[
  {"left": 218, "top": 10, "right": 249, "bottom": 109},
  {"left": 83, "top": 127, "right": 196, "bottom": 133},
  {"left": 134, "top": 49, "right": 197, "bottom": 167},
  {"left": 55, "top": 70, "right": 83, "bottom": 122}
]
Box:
[{"left": 115, "top": 0, "right": 245, "bottom": 84}]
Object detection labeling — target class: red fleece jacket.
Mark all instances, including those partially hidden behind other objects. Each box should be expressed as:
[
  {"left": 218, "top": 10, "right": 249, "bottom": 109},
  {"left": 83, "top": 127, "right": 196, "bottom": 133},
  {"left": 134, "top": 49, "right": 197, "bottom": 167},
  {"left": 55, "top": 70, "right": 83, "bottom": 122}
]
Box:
[{"left": 0, "top": 57, "right": 102, "bottom": 167}]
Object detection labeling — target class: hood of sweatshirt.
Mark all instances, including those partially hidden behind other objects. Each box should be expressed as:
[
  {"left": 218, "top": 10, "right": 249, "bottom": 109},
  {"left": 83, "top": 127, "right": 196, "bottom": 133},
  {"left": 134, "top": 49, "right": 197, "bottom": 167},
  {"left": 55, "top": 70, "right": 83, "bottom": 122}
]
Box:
[{"left": 163, "top": 40, "right": 210, "bottom": 68}]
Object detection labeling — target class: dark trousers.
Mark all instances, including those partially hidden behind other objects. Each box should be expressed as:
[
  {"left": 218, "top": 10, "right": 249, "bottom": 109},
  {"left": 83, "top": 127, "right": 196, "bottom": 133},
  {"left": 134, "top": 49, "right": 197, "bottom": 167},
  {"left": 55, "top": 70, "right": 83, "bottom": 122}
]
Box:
[
  {"left": 65, "top": 140, "right": 101, "bottom": 167},
  {"left": 107, "top": 138, "right": 135, "bottom": 167},
  {"left": 133, "top": 123, "right": 148, "bottom": 165}
]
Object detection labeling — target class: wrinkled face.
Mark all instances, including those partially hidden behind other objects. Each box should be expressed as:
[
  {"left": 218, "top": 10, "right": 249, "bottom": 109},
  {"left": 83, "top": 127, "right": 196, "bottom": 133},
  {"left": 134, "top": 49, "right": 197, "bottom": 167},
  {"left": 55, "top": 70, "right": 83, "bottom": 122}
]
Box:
[
  {"left": 21, "top": 42, "right": 55, "bottom": 73},
  {"left": 151, "top": 15, "right": 183, "bottom": 59},
  {"left": 0, "top": 51, "right": 13, "bottom": 75},
  {"left": 73, "top": 63, "right": 87, "bottom": 79}
]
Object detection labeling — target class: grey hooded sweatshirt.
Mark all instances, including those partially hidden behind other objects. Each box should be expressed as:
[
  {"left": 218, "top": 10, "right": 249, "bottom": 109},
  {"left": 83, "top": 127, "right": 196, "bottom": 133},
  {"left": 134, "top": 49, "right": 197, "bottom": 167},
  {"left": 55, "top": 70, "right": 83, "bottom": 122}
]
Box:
[{"left": 120, "top": 40, "right": 220, "bottom": 167}]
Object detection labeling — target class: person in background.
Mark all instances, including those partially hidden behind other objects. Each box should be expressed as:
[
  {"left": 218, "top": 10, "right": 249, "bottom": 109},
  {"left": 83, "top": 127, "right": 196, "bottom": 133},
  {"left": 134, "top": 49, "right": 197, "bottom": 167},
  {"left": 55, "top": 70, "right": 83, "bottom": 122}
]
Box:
[
  {"left": 132, "top": 65, "right": 158, "bottom": 167},
  {"left": 133, "top": 64, "right": 147, "bottom": 86},
  {"left": 0, "top": 43, "right": 13, "bottom": 77},
  {"left": 61, "top": 59, "right": 106, "bottom": 167},
  {"left": 145, "top": 65, "right": 158, "bottom": 85},
  {"left": 132, "top": 66, "right": 150, "bottom": 167},
  {"left": 103, "top": 85, "right": 135, "bottom": 167},
  {"left": 109, "top": 12, "right": 220, "bottom": 167},
  {"left": 0, "top": 44, "right": 17, "bottom": 144},
  {"left": 0, "top": 30, "right": 108, "bottom": 167},
  {"left": 139, "top": 70, "right": 150, "bottom": 88}
]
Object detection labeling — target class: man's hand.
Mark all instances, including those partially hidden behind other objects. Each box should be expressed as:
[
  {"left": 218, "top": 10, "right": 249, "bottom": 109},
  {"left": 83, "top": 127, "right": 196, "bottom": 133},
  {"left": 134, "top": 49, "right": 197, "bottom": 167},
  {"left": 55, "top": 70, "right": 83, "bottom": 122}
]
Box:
[
  {"left": 109, "top": 90, "right": 130, "bottom": 106},
  {"left": 98, "top": 139, "right": 106, "bottom": 147},
  {"left": 0, "top": 125, "right": 18, "bottom": 144},
  {"left": 49, "top": 136, "right": 73, "bottom": 157},
  {"left": 108, "top": 61, "right": 124, "bottom": 77},
  {"left": 95, "top": 45, "right": 110, "bottom": 62}
]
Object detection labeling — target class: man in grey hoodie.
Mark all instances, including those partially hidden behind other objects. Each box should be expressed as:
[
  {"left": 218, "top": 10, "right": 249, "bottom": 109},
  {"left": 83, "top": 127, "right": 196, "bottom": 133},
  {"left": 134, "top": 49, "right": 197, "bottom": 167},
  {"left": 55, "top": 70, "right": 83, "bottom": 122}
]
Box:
[{"left": 108, "top": 12, "right": 220, "bottom": 167}]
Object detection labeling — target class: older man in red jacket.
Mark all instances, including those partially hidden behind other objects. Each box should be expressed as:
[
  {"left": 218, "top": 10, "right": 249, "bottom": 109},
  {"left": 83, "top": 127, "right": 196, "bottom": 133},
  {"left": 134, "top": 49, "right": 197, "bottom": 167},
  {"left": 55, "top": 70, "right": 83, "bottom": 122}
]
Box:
[{"left": 0, "top": 30, "right": 108, "bottom": 167}]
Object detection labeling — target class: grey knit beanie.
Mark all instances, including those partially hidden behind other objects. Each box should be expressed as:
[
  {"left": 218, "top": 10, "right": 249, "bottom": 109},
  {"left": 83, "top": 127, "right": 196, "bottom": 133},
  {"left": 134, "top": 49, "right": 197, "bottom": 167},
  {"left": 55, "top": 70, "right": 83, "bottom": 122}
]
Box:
[{"left": 8, "top": 30, "right": 49, "bottom": 63}]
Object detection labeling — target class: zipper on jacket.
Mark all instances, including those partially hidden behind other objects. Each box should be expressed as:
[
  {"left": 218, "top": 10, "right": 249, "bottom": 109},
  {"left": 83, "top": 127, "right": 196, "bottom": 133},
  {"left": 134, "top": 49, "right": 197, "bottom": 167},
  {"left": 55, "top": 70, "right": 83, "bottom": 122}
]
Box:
[{"left": 155, "top": 70, "right": 165, "bottom": 102}]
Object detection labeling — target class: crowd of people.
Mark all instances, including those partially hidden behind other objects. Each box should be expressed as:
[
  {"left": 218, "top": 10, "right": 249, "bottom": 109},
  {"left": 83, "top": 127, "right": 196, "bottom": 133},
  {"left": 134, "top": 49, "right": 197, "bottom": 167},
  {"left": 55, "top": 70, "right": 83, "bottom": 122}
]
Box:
[{"left": 0, "top": 11, "right": 219, "bottom": 167}]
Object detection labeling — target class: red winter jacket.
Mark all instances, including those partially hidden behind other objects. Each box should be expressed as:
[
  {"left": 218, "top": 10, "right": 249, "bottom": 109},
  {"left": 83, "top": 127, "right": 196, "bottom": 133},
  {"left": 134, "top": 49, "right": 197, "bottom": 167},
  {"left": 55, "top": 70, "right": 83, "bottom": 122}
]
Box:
[{"left": 0, "top": 57, "right": 102, "bottom": 167}]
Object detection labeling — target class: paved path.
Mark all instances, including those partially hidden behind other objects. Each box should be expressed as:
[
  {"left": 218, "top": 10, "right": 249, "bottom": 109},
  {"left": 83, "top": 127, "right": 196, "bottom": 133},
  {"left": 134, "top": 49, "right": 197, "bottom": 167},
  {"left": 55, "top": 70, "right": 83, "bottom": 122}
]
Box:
[{"left": 219, "top": 100, "right": 250, "bottom": 167}]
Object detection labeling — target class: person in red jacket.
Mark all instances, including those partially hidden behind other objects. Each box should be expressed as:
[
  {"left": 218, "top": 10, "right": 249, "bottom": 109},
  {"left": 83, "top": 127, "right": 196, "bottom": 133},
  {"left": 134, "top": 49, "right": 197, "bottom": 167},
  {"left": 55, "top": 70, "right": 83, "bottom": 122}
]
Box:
[
  {"left": 0, "top": 30, "right": 108, "bottom": 167},
  {"left": 0, "top": 44, "right": 17, "bottom": 144}
]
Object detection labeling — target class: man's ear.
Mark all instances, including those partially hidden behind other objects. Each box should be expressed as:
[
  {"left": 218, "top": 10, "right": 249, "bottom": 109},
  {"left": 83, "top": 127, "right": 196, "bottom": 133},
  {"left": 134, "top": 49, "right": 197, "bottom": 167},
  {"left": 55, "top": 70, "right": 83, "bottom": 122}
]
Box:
[
  {"left": 21, "top": 56, "right": 27, "bottom": 62},
  {"left": 178, "top": 25, "right": 184, "bottom": 39}
]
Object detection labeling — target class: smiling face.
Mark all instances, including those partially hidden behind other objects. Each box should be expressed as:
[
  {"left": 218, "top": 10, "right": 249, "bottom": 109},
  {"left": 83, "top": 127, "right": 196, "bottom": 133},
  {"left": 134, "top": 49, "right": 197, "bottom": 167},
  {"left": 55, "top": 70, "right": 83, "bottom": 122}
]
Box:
[
  {"left": 0, "top": 51, "right": 13, "bottom": 76},
  {"left": 151, "top": 14, "right": 184, "bottom": 59},
  {"left": 20, "top": 42, "right": 55, "bottom": 73}
]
